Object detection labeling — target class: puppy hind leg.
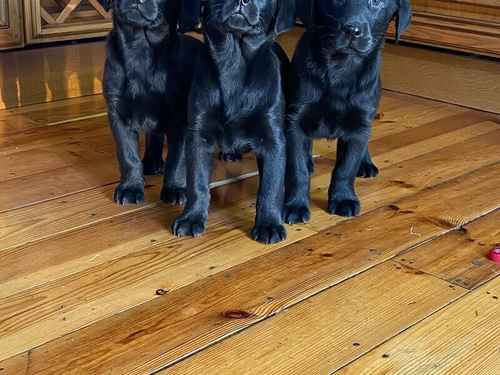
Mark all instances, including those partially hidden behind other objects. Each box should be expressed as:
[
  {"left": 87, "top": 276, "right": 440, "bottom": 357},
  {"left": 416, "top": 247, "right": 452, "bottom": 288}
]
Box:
[
  {"left": 161, "top": 127, "right": 187, "bottom": 205},
  {"left": 142, "top": 131, "right": 165, "bottom": 176},
  {"left": 357, "top": 148, "right": 379, "bottom": 178},
  {"left": 328, "top": 137, "right": 368, "bottom": 217},
  {"left": 284, "top": 125, "right": 313, "bottom": 224},
  {"left": 252, "top": 143, "right": 287, "bottom": 244},
  {"left": 109, "top": 109, "right": 145, "bottom": 205},
  {"left": 172, "top": 131, "right": 213, "bottom": 237}
]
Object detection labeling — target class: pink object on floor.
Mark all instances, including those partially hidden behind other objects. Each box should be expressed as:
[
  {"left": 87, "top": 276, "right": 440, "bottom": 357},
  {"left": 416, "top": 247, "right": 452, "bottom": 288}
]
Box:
[{"left": 487, "top": 247, "right": 500, "bottom": 263}]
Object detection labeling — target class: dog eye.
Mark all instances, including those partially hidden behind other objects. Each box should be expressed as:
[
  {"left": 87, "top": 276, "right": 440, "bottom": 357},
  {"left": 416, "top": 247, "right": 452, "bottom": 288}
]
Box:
[{"left": 369, "top": 0, "right": 384, "bottom": 9}]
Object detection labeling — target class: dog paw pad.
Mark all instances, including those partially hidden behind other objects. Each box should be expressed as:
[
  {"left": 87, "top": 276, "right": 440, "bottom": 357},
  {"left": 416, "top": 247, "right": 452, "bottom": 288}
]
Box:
[
  {"left": 172, "top": 217, "right": 206, "bottom": 237},
  {"left": 328, "top": 199, "right": 361, "bottom": 217},
  {"left": 251, "top": 224, "right": 287, "bottom": 244},
  {"left": 161, "top": 188, "right": 187, "bottom": 205},
  {"left": 357, "top": 162, "right": 379, "bottom": 178},
  {"left": 284, "top": 205, "right": 311, "bottom": 224},
  {"left": 114, "top": 184, "right": 145, "bottom": 205}
]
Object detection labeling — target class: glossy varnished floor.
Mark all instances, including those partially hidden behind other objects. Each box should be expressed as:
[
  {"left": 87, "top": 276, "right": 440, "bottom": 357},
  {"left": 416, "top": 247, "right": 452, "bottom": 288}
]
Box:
[{"left": 0, "top": 88, "right": 499, "bottom": 373}]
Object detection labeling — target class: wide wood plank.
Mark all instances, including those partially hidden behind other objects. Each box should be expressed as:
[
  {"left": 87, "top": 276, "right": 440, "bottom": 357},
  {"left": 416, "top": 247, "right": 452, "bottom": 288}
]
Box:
[
  {"left": 0, "top": 213, "right": 316, "bottom": 361},
  {"left": 337, "top": 276, "right": 500, "bottom": 375},
  {"left": 0, "top": 121, "right": 498, "bottom": 303},
  {"left": 382, "top": 43, "right": 500, "bottom": 114},
  {"left": 1, "top": 162, "right": 498, "bottom": 371},
  {"left": 0, "top": 117, "right": 495, "bottom": 293},
  {"left": 0, "top": 117, "right": 109, "bottom": 156},
  {"left": 163, "top": 209, "right": 500, "bottom": 374},
  {"left": 2, "top": 117, "right": 498, "bottom": 254},
  {"left": 0, "top": 153, "right": 264, "bottom": 250},
  {"left": 0, "top": 98, "right": 455, "bottom": 210},
  {"left": 0, "top": 161, "right": 119, "bottom": 213},
  {"left": 0, "top": 41, "right": 106, "bottom": 110},
  {"left": 0, "top": 92, "right": 479, "bottom": 212},
  {"left": 163, "top": 262, "right": 467, "bottom": 375},
  {"left": 307, "top": 127, "right": 500, "bottom": 231},
  {"left": 395, "top": 210, "right": 500, "bottom": 290},
  {"left": 0, "top": 94, "right": 106, "bottom": 136},
  {"left": 0, "top": 134, "right": 115, "bottom": 184}
]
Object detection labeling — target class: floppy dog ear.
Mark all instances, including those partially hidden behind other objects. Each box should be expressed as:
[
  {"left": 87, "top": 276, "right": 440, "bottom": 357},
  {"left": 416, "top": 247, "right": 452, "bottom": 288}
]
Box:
[
  {"left": 178, "top": 0, "right": 202, "bottom": 32},
  {"left": 394, "top": 0, "right": 412, "bottom": 41},
  {"left": 296, "top": 0, "right": 314, "bottom": 28},
  {"left": 272, "top": 0, "right": 296, "bottom": 36}
]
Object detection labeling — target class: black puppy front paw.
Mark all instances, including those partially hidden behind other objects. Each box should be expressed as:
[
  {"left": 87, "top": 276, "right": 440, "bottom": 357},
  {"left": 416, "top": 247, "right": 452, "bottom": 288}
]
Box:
[
  {"left": 114, "top": 183, "right": 145, "bottom": 205},
  {"left": 283, "top": 204, "right": 311, "bottom": 224},
  {"left": 142, "top": 158, "right": 165, "bottom": 176},
  {"left": 357, "top": 161, "right": 379, "bottom": 178},
  {"left": 251, "top": 223, "right": 287, "bottom": 244},
  {"left": 161, "top": 187, "right": 187, "bottom": 205},
  {"left": 328, "top": 197, "right": 360, "bottom": 217},
  {"left": 172, "top": 215, "right": 206, "bottom": 237}
]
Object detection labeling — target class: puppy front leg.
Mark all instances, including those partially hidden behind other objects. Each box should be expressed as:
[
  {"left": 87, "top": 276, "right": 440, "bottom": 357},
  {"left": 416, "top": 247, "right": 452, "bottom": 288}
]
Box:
[
  {"left": 172, "top": 131, "right": 212, "bottom": 237},
  {"left": 284, "top": 123, "right": 314, "bottom": 224},
  {"left": 328, "top": 136, "right": 369, "bottom": 217},
  {"left": 161, "top": 127, "right": 187, "bottom": 205},
  {"left": 142, "top": 131, "right": 165, "bottom": 176},
  {"left": 108, "top": 105, "right": 145, "bottom": 205},
  {"left": 252, "top": 142, "right": 287, "bottom": 244}
]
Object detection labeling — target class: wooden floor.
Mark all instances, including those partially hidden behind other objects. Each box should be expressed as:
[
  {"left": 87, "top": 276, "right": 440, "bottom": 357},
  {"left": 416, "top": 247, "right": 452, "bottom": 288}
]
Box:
[{"left": 0, "top": 89, "right": 499, "bottom": 374}]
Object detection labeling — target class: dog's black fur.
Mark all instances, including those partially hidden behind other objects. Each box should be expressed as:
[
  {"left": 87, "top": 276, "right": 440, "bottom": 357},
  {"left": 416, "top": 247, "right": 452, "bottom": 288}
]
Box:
[
  {"left": 172, "top": 0, "right": 296, "bottom": 244},
  {"left": 102, "top": 0, "right": 202, "bottom": 205},
  {"left": 284, "top": 0, "right": 411, "bottom": 224}
]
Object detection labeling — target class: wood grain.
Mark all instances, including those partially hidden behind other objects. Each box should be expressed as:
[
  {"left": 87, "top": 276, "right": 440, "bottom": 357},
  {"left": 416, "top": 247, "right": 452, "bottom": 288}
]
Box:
[
  {"left": 0, "top": 94, "right": 106, "bottom": 129},
  {"left": 1, "top": 114, "right": 495, "bottom": 291},
  {"left": 1, "top": 120, "right": 493, "bottom": 298},
  {"left": 387, "top": 1, "right": 500, "bottom": 58},
  {"left": 0, "top": 114, "right": 496, "bottom": 254},
  {"left": 0, "top": 133, "right": 114, "bottom": 184},
  {"left": 0, "top": 93, "right": 477, "bottom": 212},
  {"left": 163, "top": 262, "right": 467, "bottom": 375},
  {"left": 0, "top": 117, "right": 109, "bottom": 156},
  {"left": 0, "top": 40, "right": 105, "bottom": 109},
  {"left": 306, "top": 128, "right": 500, "bottom": 232},
  {"left": 1, "top": 162, "right": 498, "bottom": 370},
  {"left": 0, "top": 152, "right": 263, "bottom": 251},
  {"left": 337, "top": 276, "right": 500, "bottom": 375},
  {"left": 0, "top": 67, "right": 499, "bottom": 374},
  {"left": 382, "top": 43, "right": 500, "bottom": 114},
  {"left": 395, "top": 210, "right": 500, "bottom": 290}
]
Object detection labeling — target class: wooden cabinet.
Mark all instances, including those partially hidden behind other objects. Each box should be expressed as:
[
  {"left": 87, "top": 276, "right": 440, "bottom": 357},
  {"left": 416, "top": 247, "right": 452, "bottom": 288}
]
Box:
[
  {"left": 0, "top": 0, "right": 24, "bottom": 49},
  {"left": 23, "top": 0, "right": 112, "bottom": 45},
  {"left": 1, "top": 0, "right": 111, "bottom": 50},
  {"left": 389, "top": 0, "right": 500, "bottom": 58}
]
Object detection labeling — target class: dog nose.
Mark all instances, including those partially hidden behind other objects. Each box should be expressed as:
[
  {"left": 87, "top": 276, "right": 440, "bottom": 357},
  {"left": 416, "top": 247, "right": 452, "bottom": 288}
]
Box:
[
  {"left": 240, "top": 0, "right": 250, "bottom": 6},
  {"left": 345, "top": 24, "right": 363, "bottom": 38}
]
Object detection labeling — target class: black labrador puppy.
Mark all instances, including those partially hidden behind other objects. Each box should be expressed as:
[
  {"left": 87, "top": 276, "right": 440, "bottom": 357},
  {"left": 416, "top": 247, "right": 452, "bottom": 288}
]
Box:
[
  {"left": 172, "top": 0, "right": 295, "bottom": 244},
  {"left": 284, "top": 0, "right": 411, "bottom": 223},
  {"left": 102, "top": 0, "right": 202, "bottom": 205}
]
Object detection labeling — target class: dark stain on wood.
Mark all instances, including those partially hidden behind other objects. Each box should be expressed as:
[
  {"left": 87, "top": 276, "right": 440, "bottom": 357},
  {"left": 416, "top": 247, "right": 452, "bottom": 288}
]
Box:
[
  {"left": 222, "top": 310, "right": 254, "bottom": 319},
  {"left": 389, "top": 180, "right": 416, "bottom": 189}
]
